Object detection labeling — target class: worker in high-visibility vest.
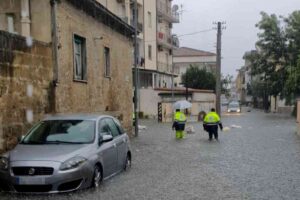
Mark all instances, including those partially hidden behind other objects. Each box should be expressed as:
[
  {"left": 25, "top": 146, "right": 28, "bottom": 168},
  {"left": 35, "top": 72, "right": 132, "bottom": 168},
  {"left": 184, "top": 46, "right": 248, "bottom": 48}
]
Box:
[
  {"left": 172, "top": 109, "right": 187, "bottom": 139},
  {"left": 203, "top": 108, "right": 223, "bottom": 141}
]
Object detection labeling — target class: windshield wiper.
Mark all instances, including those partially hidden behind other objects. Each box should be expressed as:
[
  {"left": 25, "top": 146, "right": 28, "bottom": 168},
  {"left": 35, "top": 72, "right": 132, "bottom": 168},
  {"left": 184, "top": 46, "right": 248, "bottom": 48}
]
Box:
[
  {"left": 20, "top": 141, "right": 45, "bottom": 145},
  {"left": 45, "top": 140, "right": 85, "bottom": 144}
]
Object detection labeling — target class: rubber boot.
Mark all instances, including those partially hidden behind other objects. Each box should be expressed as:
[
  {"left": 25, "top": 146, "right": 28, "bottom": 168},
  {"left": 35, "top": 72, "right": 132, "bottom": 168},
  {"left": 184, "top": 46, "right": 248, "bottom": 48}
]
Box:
[{"left": 176, "top": 131, "right": 181, "bottom": 139}]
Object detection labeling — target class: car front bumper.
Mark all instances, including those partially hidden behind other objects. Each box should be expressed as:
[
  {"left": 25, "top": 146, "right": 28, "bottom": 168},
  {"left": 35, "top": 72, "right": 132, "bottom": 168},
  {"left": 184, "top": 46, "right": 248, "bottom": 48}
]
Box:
[{"left": 0, "top": 160, "right": 94, "bottom": 193}]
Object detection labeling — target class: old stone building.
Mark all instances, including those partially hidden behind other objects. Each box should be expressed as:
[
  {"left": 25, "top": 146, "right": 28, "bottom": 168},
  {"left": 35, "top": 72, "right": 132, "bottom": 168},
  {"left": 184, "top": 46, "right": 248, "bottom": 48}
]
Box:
[{"left": 0, "top": 0, "right": 134, "bottom": 152}]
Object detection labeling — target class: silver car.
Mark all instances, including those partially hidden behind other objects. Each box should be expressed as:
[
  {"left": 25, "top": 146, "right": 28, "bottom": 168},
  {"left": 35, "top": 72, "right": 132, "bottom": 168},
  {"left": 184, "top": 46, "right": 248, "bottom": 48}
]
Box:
[
  {"left": 0, "top": 114, "right": 132, "bottom": 193},
  {"left": 227, "top": 102, "right": 241, "bottom": 113}
]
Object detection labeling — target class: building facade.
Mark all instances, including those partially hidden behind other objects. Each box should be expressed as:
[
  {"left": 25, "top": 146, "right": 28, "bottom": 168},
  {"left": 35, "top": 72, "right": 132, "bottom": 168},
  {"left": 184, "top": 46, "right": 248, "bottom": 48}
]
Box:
[
  {"left": 173, "top": 47, "right": 217, "bottom": 87},
  {"left": 0, "top": 0, "right": 134, "bottom": 152}
]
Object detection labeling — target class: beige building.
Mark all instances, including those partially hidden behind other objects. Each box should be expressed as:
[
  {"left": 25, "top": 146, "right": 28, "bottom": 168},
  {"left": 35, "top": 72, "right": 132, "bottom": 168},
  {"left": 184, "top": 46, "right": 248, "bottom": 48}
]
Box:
[
  {"left": 0, "top": 0, "right": 134, "bottom": 152},
  {"left": 102, "top": 0, "right": 180, "bottom": 117},
  {"left": 173, "top": 47, "right": 217, "bottom": 87}
]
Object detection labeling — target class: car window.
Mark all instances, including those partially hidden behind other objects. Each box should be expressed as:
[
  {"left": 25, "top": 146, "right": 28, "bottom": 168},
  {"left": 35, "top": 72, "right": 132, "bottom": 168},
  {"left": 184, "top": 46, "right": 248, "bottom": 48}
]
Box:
[
  {"left": 105, "top": 118, "right": 121, "bottom": 138},
  {"left": 113, "top": 118, "right": 125, "bottom": 134},
  {"left": 22, "top": 120, "right": 95, "bottom": 144},
  {"left": 98, "top": 120, "right": 112, "bottom": 137}
]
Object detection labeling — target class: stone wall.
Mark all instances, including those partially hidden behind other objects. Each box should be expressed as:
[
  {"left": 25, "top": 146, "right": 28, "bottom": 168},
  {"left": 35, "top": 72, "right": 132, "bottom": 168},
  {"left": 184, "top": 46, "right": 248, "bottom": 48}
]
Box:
[
  {"left": 54, "top": 0, "right": 133, "bottom": 133},
  {"left": 0, "top": 31, "right": 53, "bottom": 152}
]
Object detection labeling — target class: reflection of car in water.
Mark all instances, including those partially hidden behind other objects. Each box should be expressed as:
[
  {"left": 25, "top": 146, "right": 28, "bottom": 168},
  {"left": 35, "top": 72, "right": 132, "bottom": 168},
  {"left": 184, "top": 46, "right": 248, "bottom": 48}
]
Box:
[{"left": 227, "top": 102, "right": 241, "bottom": 113}]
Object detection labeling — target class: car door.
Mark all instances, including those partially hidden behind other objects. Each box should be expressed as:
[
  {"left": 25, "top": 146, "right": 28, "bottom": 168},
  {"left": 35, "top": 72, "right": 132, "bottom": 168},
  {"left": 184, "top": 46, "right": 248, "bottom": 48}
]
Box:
[
  {"left": 98, "top": 119, "right": 117, "bottom": 177},
  {"left": 105, "top": 118, "right": 127, "bottom": 171}
]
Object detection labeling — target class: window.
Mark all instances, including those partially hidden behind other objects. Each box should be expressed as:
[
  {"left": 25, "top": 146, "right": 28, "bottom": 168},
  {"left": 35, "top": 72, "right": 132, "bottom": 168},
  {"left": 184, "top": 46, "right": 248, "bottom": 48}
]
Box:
[
  {"left": 6, "top": 14, "right": 15, "bottom": 33},
  {"left": 148, "top": 45, "right": 152, "bottom": 60},
  {"left": 98, "top": 120, "right": 112, "bottom": 137},
  {"left": 105, "top": 118, "right": 121, "bottom": 138},
  {"left": 73, "top": 35, "right": 87, "bottom": 81},
  {"left": 104, "top": 47, "right": 111, "bottom": 77},
  {"left": 148, "top": 11, "right": 152, "bottom": 28},
  {"left": 113, "top": 118, "right": 125, "bottom": 134}
]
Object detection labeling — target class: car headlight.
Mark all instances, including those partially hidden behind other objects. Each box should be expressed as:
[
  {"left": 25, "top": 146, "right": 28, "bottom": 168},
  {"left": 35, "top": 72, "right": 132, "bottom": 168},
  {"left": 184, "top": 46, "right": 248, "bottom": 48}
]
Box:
[
  {"left": 60, "top": 156, "right": 87, "bottom": 171},
  {"left": 227, "top": 109, "right": 231, "bottom": 112},
  {"left": 237, "top": 109, "right": 241, "bottom": 112},
  {"left": 0, "top": 157, "right": 8, "bottom": 170}
]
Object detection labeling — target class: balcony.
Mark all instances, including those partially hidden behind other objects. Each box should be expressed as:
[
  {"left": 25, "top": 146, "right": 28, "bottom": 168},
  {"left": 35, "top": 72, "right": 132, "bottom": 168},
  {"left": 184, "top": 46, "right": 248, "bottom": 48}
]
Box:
[
  {"left": 157, "top": 1, "right": 180, "bottom": 23},
  {"left": 157, "top": 62, "right": 172, "bottom": 74},
  {"left": 130, "top": 20, "right": 143, "bottom": 32},
  {"left": 157, "top": 32, "right": 172, "bottom": 49}
]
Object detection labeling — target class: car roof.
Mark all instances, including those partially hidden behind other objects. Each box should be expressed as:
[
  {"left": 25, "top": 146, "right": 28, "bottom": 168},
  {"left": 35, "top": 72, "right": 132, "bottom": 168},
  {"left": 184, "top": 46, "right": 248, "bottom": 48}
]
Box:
[{"left": 43, "top": 114, "right": 115, "bottom": 121}]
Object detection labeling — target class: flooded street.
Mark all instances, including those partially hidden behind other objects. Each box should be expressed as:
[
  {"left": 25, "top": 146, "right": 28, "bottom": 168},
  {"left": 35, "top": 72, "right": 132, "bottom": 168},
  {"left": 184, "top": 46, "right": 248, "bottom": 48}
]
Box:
[{"left": 2, "top": 110, "right": 300, "bottom": 199}]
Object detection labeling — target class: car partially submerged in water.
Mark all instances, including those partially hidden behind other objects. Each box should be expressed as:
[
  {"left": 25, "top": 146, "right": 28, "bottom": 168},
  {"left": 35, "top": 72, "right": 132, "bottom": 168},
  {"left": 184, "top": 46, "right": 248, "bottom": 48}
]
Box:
[
  {"left": 0, "top": 114, "right": 131, "bottom": 193},
  {"left": 227, "top": 102, "right": 241, "bottom": 113}
]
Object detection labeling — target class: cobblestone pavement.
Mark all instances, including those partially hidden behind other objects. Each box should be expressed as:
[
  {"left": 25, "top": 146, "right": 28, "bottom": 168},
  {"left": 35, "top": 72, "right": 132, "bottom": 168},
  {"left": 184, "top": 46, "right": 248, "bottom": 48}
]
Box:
[{"left": 1, "top": 110, "right": 300, "bottom": 200}]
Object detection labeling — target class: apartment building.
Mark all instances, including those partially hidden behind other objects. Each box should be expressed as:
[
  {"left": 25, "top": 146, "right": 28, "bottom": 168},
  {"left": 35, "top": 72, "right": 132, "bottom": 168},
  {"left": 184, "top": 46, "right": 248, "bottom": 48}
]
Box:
[
  {"left": 0, "top": 0, "right": 135, "bottom": 151},
  {"left": 100, "top": 0, "right": 180, "bottom": 117}
]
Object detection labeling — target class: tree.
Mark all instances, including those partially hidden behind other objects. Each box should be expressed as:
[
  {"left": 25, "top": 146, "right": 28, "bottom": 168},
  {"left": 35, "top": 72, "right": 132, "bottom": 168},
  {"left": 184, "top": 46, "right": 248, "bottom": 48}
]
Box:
[
  {"left": 284, "top": 11, "right": 300, "bottom": 102},
  {"left": 221, "top": 74, "right": 233, "bottom": 98},
  {"left": 181, "top": 65, "right": 216, "bottom": 90},
  {"left": 245, "top": 12, "right": 288, "bottom": 110}
]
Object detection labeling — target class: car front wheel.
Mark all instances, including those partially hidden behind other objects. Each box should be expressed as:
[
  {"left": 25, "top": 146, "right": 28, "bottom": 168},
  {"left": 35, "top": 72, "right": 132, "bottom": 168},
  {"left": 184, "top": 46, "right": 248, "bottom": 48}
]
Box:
[
  {"left": 124, "top": 154, "right": 131, "bottom": 171},
  {"left": 92, "top": 165, "right": 102, "bottom": 188}
]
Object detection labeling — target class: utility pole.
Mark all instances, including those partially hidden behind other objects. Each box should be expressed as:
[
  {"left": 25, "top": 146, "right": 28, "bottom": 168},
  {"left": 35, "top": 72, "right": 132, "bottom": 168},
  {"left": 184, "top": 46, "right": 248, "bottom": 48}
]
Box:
[
  {"left": 171, "top": 35, "right": 175, "bottom": 103},
  {"left": 133, "top": 0, "right": 139, "bottom": 137},
  {"left": 215, "top": 21, "right": 225, "bottom": 115}
]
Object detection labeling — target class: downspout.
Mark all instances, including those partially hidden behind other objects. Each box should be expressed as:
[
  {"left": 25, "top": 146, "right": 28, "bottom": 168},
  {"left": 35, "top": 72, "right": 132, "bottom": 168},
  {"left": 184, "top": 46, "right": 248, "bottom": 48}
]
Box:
[
  {"left": 20, "top": 0, "right": 31, "bottom": 37},
  {"left": 50, "top": 0, "right": 59, "bottom": 113}
]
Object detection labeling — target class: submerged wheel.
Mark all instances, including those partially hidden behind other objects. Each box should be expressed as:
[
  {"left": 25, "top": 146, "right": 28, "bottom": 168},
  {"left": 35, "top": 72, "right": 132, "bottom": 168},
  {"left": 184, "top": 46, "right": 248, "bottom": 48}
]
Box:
[
  {"left": 124, "top": 153, "right": 132, "bottom": 171},
  {"left": 92, "top": 165, "right": 102, "bottom": 188}
]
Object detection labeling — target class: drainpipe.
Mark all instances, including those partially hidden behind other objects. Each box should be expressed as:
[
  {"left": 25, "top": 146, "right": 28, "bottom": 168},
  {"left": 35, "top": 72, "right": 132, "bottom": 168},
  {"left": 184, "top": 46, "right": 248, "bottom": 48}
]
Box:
[
  {"left": 20, "top": 0, "right": 31, "bottom": 37},
  {"left": 50, "top": 0, "right": 59, "bottom": 112}
]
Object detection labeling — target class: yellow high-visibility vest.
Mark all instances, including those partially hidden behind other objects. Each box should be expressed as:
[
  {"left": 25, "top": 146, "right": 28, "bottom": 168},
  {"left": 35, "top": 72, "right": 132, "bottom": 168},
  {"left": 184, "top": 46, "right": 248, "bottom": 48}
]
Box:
[
  {"left": 204, "top": 112, "right": 220, "bottom": 124},
  {"left": 174, "top": 111, "right": 186, "bottom": 122}
]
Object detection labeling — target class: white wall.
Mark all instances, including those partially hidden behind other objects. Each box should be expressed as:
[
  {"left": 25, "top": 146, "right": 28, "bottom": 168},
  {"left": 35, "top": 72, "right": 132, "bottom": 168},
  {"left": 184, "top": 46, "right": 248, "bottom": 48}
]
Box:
[{"left": 139, "top": 88, "right": 161, "bottom": 117}]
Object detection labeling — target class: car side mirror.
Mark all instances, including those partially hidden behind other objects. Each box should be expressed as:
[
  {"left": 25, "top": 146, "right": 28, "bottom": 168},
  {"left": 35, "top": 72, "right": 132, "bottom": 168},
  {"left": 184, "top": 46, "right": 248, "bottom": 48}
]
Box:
[{"left": 98, "top": 133, "right": 113, "bottom": 146}]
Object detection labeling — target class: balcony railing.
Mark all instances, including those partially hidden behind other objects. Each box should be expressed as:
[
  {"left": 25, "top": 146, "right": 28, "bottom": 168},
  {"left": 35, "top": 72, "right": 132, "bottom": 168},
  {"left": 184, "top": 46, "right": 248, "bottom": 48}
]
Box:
[
  {"left": 157, "top": 32, "right": 172, "bottom": 49},
  {"left": 157, "top": 62, "right": 172, "bottom": 74},
  {"left": 157, "top": 1, "right": 180, "bottom": 23},
  {"left": 130, "top": 20, "right": 143, "bottom": 32}
]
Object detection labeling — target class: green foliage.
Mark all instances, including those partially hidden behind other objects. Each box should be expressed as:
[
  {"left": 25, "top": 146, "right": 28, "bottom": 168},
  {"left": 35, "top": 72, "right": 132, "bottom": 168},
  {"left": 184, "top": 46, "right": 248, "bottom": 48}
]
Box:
[
  {"left": 181, "top": 65, "right": 216, "bottom": 90},
  {"left": 221, "top": 74, "right": 233, "bottom": 98},
  {"left": 247, "top": 11, "right": 300, "bottom": 105}
]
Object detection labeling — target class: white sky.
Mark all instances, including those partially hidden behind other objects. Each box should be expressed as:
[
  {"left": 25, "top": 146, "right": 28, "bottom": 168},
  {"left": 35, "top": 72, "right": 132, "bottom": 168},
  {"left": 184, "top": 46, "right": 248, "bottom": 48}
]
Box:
[{"left": 172, "top": 0, "right": 300, "bottom": 78}]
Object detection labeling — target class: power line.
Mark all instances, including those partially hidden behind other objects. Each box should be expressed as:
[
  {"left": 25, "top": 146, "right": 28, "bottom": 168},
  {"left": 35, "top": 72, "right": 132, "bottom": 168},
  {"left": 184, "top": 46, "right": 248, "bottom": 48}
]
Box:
[
  {"left": 144, "top": 28, "right": 214, "bottom": 43},
  {"left": 177, "top": 28, "right": 214, "bottom": 37}
]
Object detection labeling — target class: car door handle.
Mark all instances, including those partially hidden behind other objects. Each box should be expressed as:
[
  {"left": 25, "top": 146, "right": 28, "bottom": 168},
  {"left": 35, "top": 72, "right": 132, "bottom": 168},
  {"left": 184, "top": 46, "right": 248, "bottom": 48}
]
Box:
[{"left": 113, "top": 143, "right": 117, "bottom": 148}]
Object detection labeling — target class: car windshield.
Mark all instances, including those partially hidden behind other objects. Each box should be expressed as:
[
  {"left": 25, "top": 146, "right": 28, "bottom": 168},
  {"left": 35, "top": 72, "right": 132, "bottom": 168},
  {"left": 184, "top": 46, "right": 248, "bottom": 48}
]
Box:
[
  {"left": 21, "top": 120, "right": 95, "bottom": 144},
  {"left": 228, "top": 103, "right": 239, "bottom": 108}
]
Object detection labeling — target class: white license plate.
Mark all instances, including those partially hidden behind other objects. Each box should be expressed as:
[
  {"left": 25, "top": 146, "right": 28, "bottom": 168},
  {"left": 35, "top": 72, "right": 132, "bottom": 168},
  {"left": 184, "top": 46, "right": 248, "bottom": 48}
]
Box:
[{"left": 16, "top": 177, "right": 46, "bottom": 185}]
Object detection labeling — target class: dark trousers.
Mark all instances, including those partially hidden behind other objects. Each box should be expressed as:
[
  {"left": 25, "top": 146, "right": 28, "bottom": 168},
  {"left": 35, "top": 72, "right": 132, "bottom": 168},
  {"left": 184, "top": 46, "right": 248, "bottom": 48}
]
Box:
[{"left": 206, "top": 125, "right": 218, "bottom": 140}]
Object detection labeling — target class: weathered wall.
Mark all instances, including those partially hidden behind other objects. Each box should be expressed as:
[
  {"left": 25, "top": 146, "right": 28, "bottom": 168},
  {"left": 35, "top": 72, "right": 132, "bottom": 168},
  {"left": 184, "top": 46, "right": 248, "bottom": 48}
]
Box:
[
  {"left": 0, "top": 0, "right": 21, "bottom": 34},
  {"left": 0, "top": 31, "right": 53, "bottom": 152},
  {"left": 55, "top": 1, "right": 133, "bottom": 133}
]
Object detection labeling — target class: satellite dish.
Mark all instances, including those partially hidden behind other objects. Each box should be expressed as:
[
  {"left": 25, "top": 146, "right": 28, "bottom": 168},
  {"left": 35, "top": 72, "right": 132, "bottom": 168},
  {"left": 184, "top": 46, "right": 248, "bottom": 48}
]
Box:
[{"left": 172, "top": 4, "right": 179, "bottom": 12}]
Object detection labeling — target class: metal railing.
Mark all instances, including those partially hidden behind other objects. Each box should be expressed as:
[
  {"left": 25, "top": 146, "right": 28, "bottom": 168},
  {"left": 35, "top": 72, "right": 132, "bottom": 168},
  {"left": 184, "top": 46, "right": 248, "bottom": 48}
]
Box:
[
  {"left": 157, "top": 32, "right": 172, "bottom": 49},
  {"left": 130, "top": 20, "right": 143, "bottom": 32},
  {"left": 157, "top": 62, "right": 172, "bottom": 74},
  {"left": 157, "top": 1, "right": 180, "bottom": 23}
]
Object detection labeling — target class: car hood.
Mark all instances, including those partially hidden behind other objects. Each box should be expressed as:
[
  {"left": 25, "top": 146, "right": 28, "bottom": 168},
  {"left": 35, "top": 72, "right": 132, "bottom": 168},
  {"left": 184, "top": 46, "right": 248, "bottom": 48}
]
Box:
[{"left": 9, "top": 144, "right": 92, "bottom": 162}]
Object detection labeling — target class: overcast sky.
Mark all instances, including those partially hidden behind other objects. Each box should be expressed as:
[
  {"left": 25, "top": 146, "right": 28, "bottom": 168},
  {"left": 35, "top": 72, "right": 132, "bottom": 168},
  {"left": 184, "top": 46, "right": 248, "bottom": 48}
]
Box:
[{"left": 172, "top": 0, "right": 300, "bottom": 78}]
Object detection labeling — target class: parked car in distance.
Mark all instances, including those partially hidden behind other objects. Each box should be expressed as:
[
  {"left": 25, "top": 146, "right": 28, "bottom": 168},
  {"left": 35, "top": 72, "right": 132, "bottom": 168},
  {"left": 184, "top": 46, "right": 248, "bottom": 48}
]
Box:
[
  {"left": 0, "top": 114, "right": 131, "bottom": 193},
  {"left": 227, "top": 102, "right": 241, "bottom": 113}
]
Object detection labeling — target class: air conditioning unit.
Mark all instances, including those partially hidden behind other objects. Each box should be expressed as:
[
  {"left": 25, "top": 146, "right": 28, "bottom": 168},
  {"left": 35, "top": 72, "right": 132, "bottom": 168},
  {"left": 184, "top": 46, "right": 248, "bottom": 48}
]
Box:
[{"left": 117, "top": 0, "right": 125, "bottom": 3}]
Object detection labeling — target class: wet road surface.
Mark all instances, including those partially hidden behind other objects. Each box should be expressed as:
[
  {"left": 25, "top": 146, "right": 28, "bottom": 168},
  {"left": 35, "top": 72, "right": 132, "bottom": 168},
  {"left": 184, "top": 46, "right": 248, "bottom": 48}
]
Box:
[{"left": 1, "top": 109, "right": 300, "bottom": 199}]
